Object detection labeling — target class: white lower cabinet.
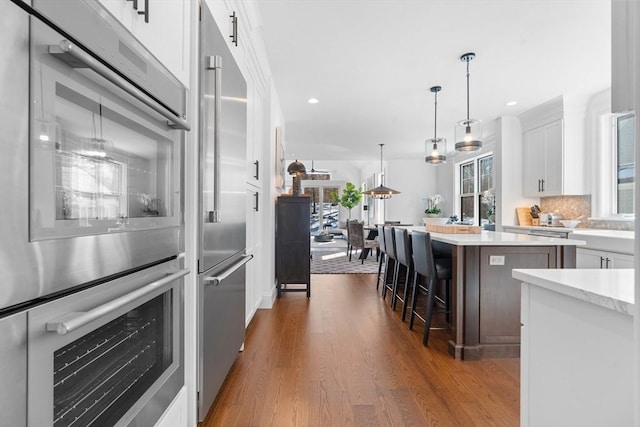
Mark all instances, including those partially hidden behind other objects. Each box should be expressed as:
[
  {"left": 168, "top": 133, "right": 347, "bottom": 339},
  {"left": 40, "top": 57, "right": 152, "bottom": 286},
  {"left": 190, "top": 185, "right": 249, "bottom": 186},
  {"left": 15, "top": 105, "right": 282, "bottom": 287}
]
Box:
[
  {"left": 576, "top": 247, "right": 634, "bottom": 269},
  {"left": 154, "top": 386, "right": 187, "bottom": 427}
]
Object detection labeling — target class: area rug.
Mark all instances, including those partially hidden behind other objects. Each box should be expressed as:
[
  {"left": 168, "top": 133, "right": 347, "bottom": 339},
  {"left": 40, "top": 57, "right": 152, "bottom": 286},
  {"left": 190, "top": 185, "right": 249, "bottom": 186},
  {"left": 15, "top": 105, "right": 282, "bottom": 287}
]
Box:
[{"left": 310, "top": 247, "right": 380, "bottom": 274}]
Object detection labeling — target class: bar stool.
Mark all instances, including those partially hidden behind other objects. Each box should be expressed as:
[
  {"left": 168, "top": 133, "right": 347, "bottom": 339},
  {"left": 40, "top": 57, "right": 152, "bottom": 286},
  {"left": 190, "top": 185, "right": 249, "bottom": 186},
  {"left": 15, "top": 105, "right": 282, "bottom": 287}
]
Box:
[
  {"left": 409, "top": 231, "right": 452, "bottom": 346},
  {"left": 381, "top": 226, "right": 397, "bottom": 302},
  {"left": 376, "top": 225, "right": 386, "bottom": 290},
  {"left": 393, "top": 227, "right": 413, "bottom": 321}
]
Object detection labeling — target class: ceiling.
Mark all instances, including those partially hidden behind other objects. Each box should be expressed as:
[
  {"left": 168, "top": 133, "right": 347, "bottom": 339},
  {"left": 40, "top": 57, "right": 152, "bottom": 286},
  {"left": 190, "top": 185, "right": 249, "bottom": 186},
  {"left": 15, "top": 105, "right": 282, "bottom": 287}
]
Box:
[{"left": 256, "top": 0, "right": 611, "bottom": 163}]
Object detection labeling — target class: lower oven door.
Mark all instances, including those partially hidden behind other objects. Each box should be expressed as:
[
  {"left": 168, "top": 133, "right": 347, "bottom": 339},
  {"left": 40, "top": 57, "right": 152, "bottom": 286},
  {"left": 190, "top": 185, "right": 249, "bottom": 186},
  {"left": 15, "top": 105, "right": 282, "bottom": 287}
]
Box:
[{"left": 27, "top": 259, "right": 187, "bottom": 427}]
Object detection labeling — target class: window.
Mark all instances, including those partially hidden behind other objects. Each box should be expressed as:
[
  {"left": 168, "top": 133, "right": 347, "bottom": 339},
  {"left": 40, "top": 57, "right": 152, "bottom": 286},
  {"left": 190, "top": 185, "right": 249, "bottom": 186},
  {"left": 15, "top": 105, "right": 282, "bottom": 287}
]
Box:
[
  {"left": 456, "top": 154, "right": 494, "bottom": 225},
  {"left": 615, "top": 114, "right": 635, "bottom": 214}
]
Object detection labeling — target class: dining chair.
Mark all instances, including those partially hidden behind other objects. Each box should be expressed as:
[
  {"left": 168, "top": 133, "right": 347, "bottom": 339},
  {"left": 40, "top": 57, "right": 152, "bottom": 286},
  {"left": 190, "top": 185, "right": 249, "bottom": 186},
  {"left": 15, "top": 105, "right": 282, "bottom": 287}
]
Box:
[
  {"left": 409, "top": 230, "right": 452, "bottom": 346},
  {"left": 347, "top": 221, "right": 378, "bottom": 263}
]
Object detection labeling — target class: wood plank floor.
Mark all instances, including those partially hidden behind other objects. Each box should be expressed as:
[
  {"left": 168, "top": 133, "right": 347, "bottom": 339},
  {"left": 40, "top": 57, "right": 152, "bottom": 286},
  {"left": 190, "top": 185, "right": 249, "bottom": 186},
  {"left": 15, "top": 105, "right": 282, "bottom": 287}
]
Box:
[{"left": 202, "top": 274, "right": 520, "bottom": 426}]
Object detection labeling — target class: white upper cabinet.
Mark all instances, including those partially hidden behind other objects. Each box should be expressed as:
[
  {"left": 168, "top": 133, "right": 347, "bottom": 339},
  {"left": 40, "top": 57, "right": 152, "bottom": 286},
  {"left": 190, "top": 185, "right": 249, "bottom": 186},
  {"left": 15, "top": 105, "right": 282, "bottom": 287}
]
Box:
[
  {"left": 520, "top": 96, "right": 587, "bottom": 197},
  {"left": 97, "top": 0, "right": 191, "bottom": 87},
  {"left": 611, "top": 0, "right": 638, "bottom": 113}
]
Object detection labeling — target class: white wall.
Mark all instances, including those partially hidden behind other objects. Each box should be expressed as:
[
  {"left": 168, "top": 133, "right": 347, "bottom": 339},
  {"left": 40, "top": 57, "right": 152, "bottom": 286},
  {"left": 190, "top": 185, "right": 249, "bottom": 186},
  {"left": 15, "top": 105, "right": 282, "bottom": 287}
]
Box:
[
  {"left": 384, "top": 159, "right": 438, "bottom": 226},
  {"left": 495, "top": 116, "right": 538, "bottom": 228}
]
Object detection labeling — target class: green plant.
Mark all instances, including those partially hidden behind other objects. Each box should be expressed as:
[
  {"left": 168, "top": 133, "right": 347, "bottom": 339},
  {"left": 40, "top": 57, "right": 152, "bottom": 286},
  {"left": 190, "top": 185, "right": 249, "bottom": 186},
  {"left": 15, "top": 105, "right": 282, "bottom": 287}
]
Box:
[
  {"left": 331, "top": 182, "right": 362, "bottom": 219},
  {"left": 424, "top": 206, "right": 442, "bottom": 215}
]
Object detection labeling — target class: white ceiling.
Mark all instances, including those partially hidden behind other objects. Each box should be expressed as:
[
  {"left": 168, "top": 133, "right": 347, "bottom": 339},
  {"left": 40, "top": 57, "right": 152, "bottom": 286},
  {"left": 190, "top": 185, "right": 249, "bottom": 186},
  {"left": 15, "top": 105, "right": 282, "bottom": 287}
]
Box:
[{"left": 256, "top": 0, "right": 611, "bottom": 163}]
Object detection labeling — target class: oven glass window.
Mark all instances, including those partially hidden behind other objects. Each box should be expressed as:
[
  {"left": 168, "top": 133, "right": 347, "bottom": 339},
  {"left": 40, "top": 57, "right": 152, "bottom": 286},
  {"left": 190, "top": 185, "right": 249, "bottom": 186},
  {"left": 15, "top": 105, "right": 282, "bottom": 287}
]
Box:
[
  {"left": 31, "top": 44, "right": 181, "bottom": 240},
  {"left": 52, "top": 292, "right": 172, "bottom": 427}
]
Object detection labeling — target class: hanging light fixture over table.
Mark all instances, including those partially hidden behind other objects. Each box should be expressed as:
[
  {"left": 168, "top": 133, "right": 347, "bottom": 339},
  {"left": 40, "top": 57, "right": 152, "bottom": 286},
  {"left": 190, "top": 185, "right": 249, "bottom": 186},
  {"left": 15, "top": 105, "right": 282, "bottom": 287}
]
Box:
[
  {"left": 362, "top": 144, "right": 400, "bottom": 199},
  {"left": 455, "top": 52, "right": 482, "bottom": 152},
  {"left": 425, "top": 85, "right": 447, "bottom": 164}
]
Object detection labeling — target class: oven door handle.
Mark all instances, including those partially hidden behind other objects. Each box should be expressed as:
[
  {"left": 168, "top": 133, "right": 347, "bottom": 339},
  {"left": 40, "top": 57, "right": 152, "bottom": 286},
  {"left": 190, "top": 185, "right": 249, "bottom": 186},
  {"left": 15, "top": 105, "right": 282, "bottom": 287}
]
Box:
[
  {"left": 46, "top": 269, "right": 189, "bottom": 335},
  {"left": 48, "top": 40, "right": 190, "bottom": 131},
  {"left": 204, "top": 254, "right": 253, "bottom": 286}
]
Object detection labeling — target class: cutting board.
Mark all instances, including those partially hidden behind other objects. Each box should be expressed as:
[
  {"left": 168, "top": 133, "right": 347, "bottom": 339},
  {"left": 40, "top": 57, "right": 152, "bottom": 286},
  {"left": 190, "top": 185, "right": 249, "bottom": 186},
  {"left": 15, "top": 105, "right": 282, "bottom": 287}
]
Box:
[
  {"left": 516, "top": 207, "right": 533, "bottom": 226},
  {"left": 426, "top": 224, "right": 482, "bottom": 234}
]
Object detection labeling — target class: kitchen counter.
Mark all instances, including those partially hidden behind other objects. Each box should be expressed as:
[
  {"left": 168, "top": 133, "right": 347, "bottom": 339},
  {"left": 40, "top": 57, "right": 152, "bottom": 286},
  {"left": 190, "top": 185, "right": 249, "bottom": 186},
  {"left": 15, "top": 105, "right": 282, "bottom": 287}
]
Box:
[
  {"left": 513, "top": 268, "right": 634, "bottom": 314},
  {"left": 514, "top": 268, "right": 634, "bottom": 426},
  {"left": 399, "top": 227, "right": 585, "bottom": 360},
  {"left": 401, "top": 227, "right": 585, "bottom": 246}
]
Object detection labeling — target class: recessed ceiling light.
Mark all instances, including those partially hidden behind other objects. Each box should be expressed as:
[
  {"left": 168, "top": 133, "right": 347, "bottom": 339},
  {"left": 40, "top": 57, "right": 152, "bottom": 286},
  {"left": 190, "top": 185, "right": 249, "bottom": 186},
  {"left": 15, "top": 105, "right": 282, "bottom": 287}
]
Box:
[
  {"left": 307, "top": 98, "right": 319, "bottom": 104},
  {"left": 506, "top": 101, "right": 518, "bottom": 106}
]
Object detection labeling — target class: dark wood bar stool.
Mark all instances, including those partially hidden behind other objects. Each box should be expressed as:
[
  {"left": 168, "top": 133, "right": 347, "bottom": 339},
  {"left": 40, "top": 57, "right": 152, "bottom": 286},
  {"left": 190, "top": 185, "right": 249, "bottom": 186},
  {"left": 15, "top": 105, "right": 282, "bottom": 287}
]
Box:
[
  {"left": 393, "top": 227, "right": 413, "bottom": 321},
  {"left": 376, "top": 225, "right": 386, "bottom": 290},
  {"left": 409, "top": 231, "right": 452, "bottom": 346},
  {"left": 380, "top": 226, "right": 397, "bottom": 302}
]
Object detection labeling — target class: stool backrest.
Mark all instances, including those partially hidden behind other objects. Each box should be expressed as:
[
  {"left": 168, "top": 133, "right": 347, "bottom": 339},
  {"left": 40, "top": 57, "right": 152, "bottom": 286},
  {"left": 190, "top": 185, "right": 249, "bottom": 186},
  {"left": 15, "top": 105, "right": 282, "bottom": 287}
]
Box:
[
  {"left": 410, "top": 231, "right": 436, "bottom": 279},
  {"left": 383, "top": 226, "right": 397, "bottom": 260},
  {"left": 394, "top": 227, "right": 412, "bottom": 267},
  {"left": 377, "top": 225, "right": 386, "bottom": 253}
]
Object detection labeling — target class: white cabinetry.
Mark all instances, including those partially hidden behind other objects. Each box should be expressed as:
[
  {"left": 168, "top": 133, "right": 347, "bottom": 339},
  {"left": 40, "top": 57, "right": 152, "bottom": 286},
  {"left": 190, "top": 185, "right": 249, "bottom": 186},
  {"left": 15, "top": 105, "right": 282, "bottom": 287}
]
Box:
[
  {"left": 519, "top": 276, "right": 634, "bottom": 427},
  {"left": 523, "top": 119, "right": 563, "bottom": 196},
  {"left": 97, "top": 0, "right": 190, "bottom": 86},
  {"left": 519, "top": 96, "right": 586, "bottom": 197},
  {"left": 576, "top": 247, "right": 634, "bottom": 269},
  {"left": 612, "top": 0, "right": 639, "bottom": 113}
]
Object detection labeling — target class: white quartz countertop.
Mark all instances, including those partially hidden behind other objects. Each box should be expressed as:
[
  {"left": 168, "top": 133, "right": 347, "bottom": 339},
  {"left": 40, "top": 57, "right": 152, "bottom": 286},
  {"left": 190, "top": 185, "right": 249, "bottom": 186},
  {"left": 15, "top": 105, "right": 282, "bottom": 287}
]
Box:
[
  {"left": 400, "top": 227, "right": 586, "bottom": 246},
  {"left": 513, "top": 268, "right": 634, "bottom": 315},
  {"left": 502, "top": 225, "right": 574, "bottom": 233}
]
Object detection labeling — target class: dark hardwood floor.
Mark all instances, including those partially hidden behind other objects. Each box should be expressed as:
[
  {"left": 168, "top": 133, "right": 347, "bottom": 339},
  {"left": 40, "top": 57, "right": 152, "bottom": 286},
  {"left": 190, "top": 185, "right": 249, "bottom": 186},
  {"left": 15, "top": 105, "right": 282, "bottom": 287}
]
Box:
[{"left": 202, "top": 274, "right": 519, "bottom": 426}]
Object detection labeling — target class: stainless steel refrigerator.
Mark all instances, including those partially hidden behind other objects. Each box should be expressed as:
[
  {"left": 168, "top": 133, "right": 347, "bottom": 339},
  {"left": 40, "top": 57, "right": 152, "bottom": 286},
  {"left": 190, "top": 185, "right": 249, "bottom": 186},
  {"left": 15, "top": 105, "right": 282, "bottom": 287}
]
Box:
[{"left": 197, "top": 3, "right": 252, "bottom": 421}]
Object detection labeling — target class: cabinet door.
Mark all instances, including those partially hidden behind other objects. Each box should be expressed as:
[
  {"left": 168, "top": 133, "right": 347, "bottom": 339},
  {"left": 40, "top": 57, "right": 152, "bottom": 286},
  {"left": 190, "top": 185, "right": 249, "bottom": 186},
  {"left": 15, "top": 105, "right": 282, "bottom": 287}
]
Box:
[
  {"left": 541, "top": 119, "right": 563, "bottom": 196},
  {"left": 576, "top": 248, "right": 606, "bottom": 268},
  {"left": 609, "top": 252, "right": 634, "bottom": 269},
  {"left": 612, "top": 0, "right": 638, "bottom": 113},
  {"left": 130, "top": 0, "right": 191, "bottom": 86},
  {"left": 523, "top": 127, "right": 546, "bottom": 197}
]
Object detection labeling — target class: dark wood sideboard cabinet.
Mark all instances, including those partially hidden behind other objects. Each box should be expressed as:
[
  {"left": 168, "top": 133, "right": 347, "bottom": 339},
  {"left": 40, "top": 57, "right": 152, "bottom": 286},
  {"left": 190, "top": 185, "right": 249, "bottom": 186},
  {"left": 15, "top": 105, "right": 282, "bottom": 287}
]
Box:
[{"left": 275, "top": 196, "right": 310, "bottom": 297}]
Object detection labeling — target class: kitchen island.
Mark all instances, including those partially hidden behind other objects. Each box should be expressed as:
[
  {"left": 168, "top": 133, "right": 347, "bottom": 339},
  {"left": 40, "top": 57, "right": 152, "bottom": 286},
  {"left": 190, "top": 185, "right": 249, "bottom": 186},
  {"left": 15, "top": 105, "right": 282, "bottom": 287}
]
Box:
[
  {"left": 401, "top": 227, "right": 585, "bottom": 360},
  {"left": 513, "top": 268, "right": 634, "bottom": 427}
]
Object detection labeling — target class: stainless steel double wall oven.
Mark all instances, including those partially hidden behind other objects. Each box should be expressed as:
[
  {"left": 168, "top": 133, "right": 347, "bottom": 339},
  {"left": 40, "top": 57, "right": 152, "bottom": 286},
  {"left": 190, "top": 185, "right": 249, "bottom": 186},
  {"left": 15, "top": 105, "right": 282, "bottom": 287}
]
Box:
[{"left": 0, "top": 0, "right": 190, "bottom": 425}]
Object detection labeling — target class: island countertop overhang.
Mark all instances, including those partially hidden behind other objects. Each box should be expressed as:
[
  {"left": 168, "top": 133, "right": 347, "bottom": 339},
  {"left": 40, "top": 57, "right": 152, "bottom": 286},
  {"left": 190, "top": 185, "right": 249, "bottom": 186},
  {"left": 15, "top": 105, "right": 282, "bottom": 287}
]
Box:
[
  {"left": 399, "top": 227, "right": 586, "bottom": 247},
  {"left": 513, "top": 268, "right": 634, "bottom": 315}
]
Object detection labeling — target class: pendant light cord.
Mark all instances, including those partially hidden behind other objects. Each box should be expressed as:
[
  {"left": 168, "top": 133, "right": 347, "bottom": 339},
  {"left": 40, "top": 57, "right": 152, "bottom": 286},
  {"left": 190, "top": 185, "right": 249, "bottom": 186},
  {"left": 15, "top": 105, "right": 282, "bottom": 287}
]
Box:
[
  {"left": 434, "top": 90, "right": 438, "bottom": 138},
  {"left": 466, "top": 58, "right": 470, "bottom": 122},
  {"left": 379, "top": 143, "right": 384, "bottom": 186}
]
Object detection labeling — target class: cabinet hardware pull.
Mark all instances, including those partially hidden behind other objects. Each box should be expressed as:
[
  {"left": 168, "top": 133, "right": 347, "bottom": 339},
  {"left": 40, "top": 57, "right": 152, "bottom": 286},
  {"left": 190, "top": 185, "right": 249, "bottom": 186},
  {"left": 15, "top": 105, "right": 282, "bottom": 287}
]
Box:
[
  {"left": 606, "top": 257, "right": 611, "bottom": 269},
  {"left": 137, "top": 0, "right": 149, "bottom": 23},
  {"left": 541, "top": 178, "right": 545, "bottom": 192},
  {"left": 230, "top": 12, "right": 238, "bottom": 46},
  {"left": 127, "top": 0, "right": 138, "bottom": 10},
  {"left": 600, "top": 256, "right": 604, "bottom": 269},
  {"left": 46, "top": 269, "right": 189, "bottom": 335},
  {"left": 254, "top": 192, "right": 259, "bottom": 211},
  {"left": 254, "top": 160, "right": 259, "bottom": 180}
]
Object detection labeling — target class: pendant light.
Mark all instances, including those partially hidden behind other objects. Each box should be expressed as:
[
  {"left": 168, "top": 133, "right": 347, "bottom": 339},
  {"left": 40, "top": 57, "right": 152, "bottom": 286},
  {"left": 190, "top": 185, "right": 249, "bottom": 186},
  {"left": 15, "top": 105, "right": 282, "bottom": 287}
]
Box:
[
  {"left": 455, "top": 52, "right": 482, "bottom": 152},
  {"left": 362, "top": 144, "right": 400, "bottom": 199},
  {"left": 425, "top": 85, "right": 447, "bottom": 164}
]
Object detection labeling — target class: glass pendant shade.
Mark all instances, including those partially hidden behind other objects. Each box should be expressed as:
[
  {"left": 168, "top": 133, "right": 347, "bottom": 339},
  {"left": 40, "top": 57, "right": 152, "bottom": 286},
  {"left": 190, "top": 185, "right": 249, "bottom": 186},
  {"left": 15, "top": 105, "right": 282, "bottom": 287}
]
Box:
[
  {"left": 425, "top": 137, "right": 447, "bottom": 164},
  {"left": 455, "top": 52, "right": 482, "bottom": 152},
  {"left": 362, "top": 144, "right": 400, "bottom": 199},
  {"left": 454, "top": 118, "right": 482, "bottom": 152}
]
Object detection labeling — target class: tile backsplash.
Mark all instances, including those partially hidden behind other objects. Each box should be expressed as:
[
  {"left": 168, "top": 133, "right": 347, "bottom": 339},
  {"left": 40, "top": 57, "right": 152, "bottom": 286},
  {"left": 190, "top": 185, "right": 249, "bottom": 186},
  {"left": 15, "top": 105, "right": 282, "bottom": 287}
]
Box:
[{"left": 540, "top": 195, "right": 634, "bottom": 231}]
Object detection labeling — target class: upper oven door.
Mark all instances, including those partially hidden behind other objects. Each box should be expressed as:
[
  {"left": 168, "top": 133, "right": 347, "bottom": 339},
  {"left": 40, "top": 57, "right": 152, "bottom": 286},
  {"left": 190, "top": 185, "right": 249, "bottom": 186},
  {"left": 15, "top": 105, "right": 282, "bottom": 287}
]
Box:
[
  {"left": 30, "top": 18, "right": 183, "bottom": 240},
  {"left": 0, "top": 11, "right": 186, "bottom": 312}
]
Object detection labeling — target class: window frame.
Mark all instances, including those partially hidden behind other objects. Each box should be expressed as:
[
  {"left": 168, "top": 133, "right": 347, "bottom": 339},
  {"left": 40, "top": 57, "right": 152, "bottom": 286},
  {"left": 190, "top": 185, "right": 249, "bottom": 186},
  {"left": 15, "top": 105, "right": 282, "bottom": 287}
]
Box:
[{"left": 454, "top": 152, "right": 494, "bottom": 226}]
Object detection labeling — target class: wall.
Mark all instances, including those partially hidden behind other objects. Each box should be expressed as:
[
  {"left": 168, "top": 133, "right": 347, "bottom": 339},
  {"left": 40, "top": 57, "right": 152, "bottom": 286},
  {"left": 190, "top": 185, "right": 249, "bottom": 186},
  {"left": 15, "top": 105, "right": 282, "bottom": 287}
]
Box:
[{"left": 385, "top": 159, "right": 437, "bottom": 226}]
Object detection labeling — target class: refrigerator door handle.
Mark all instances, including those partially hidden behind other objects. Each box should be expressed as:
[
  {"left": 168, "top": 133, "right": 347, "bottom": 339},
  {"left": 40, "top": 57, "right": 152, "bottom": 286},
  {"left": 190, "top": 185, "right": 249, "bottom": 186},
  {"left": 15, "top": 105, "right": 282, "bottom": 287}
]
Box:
[
  {"left": 204, "top": 255, "right": 253, "bottom": 286},
  {"left": 204, "top": 55, "right": 222, "bottom": 224}
]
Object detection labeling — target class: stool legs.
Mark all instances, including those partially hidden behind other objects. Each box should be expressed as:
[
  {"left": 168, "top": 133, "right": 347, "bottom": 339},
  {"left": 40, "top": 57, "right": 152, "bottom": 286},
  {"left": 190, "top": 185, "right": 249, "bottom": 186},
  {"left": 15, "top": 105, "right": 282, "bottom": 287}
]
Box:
[{"left": 376, "top": 252, "right": 385, "bottom": 290}]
